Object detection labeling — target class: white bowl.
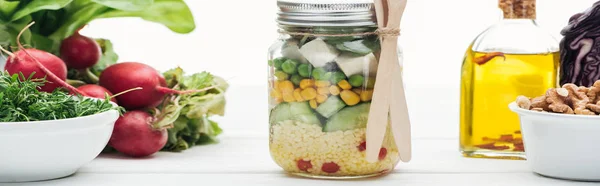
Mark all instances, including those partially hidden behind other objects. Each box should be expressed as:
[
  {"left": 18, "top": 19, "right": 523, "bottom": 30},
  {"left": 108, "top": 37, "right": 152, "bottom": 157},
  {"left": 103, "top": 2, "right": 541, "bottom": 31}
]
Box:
[
  {"left": 509, "top": 102, "right": 600, "bottom": 181},
  {"left": 0, "top": 105, "right": 119, "bottom": 183}
]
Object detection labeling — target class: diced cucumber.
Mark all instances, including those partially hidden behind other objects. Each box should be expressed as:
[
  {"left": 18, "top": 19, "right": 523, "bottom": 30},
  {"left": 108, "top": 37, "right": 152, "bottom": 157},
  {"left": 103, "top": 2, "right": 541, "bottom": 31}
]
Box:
[
  {"left": 323, "top": 103, "right": 370, "bottom": 132},
  {"left": 315, "top": 96, "right": 346, "bottom": 118},
  {"left": 270, "top": 102, "right": 321, "bottom": 126}
]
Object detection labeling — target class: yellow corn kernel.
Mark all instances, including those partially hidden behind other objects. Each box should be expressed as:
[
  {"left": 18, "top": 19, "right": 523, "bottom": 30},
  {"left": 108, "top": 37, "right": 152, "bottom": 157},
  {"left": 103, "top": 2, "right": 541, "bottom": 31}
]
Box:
[
  {"left": 299, "top": 79, "right": 315, "bottom": 89},
  {"left": 271, "top": 89, "right": 282, "bottom": 99},
  {"left": 352, "top": 88, "right": 363, "bottom": 95},
  {"left": 316, "top": 94, "right": 328, "bottom": 103},
  {"left": 360, "top": 89, "right": 374, "bottom": 102},
  {"left": 337, "top": 80, "right": 352, "bottom": 90},
  {"left": 274, "top": 97, "right": 283, "bottom": 103},
  {"left": 340, "top": 90, "right": 360, "bottom": 106},
  {"left": 279, "top": 80, "right": 295, "bottom": 94},
  {"left": 273, "top": 81, "right": 280, "bottom": 91},
  {"left": 329, "top": 85, "right": 341, "bottom": 96},
  {"left": 315, "top": 80, "right": 331, "bottom": 87},
  {"left": 309, "top": 99, "right": 318, "bottom": 109},
  {"left": 317, "top": 87, "right": 330, "bottom": 95},
  {"left": 283, "top": 94, "right": 296, "bottom": 102},
  {"left": 301, "top": 87, "right": 318, "bottom": 100},
  {"left": 293, "top": 88, "right": 304, "bottom": 102}
]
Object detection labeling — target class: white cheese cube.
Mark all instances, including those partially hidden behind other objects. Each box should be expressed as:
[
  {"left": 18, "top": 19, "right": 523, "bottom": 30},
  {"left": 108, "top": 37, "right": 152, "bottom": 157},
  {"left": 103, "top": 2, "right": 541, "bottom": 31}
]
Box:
[
  {"left": 299, "top": 38, "right": 340, "bottom": 67},
  {"left": 281, "top": 40, "right": 308, "bottom": 63},
  {"left": 335, "top": 53, "right": 378, "bottom": 77}
]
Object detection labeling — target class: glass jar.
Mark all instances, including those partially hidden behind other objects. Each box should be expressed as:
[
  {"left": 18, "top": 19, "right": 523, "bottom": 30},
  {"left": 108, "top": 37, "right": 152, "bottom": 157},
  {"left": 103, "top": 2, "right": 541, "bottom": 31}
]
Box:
[
  {"left": 459, "top": 0, "right": 559, "bottom": 159},
  {"left": 267, "top": 0, "right": 403, "bottom": 179}
]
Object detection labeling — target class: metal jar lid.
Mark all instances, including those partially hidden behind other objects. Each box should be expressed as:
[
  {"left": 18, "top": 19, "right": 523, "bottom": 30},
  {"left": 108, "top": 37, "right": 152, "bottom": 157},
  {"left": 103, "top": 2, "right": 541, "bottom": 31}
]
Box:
[{"left": 277, "top": 0, "right": 377, "bottom": 27}]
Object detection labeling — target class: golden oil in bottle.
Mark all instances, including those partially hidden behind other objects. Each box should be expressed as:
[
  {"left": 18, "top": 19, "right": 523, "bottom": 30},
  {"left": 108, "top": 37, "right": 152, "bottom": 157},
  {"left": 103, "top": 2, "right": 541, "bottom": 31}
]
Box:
[
  {"left": 460, "top": 50, "right": 559, "bottom": 159},
  {"left": 459, "top": 0, "right": 559, "bottom": 159}
]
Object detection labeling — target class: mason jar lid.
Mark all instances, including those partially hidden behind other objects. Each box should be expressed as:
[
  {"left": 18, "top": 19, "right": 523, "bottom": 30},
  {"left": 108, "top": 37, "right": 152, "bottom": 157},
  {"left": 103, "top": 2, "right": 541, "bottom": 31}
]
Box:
[{"left": 277, "top": 0, "right": 377, "bottom": 27}]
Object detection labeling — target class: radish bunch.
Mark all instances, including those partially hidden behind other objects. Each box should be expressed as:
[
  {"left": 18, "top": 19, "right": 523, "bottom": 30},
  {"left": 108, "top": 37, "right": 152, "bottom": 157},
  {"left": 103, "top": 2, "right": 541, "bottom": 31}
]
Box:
[
  {"left": 1, "top": 22, "right": 223, "bottom": 158},
  {"left": 1, "top": 22, "right": 84, "bottom": 95}
]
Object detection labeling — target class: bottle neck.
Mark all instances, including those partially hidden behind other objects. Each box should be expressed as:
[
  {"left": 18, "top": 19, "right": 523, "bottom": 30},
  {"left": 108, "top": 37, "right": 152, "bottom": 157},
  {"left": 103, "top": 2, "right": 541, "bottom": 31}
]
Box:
[
  {"left": 499, "top": 0, "right": 536, "bottom": 19},
  {"left": 497, "top": 19, "right": 538, "bottom": 25}
]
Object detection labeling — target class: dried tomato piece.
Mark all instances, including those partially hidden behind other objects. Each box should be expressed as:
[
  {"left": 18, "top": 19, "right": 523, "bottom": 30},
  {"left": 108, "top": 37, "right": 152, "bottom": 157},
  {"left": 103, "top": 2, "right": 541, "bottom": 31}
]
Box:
[
  {"left": 379, "top": 148, "right": 387, "bottom": 160},
  {"left": 498, "top": 135, "right": 514, "bottom": 142},
  {"left": 297, "top": 159, "right": 312, "bottom": 172},
  {"left": 321, "top": 162, "right": 340, "bottom": 173},
  {"left": 513, "top": 143, "right": 525, "bottom": 152},
  {"left": 357, "top": 142, "right": 366, "bottom": 151},
  {"left": 476, "top": 142, "right": 510, "bottom": 150}
]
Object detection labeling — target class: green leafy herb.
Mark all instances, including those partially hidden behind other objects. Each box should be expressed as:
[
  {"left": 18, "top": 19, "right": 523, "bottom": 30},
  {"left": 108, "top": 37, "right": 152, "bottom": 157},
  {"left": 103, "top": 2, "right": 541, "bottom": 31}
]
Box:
[
  {"left": 0, "top": 71, "right": 123, "bottom": 122},
  {"left": 334, "top": 38, "right": 381, "bottom": 56},
  {"left": 10, "top": 0, "right": 72, "bottom": 22},
  {"left": 91, "top": 0, "right": 153, "bottom": 11},
  {"left": 97, "top": 0, "right": 196, "bottom": 34},
  {"left": 157, "top": 67, "right": 228, "bottom": 152},
  {"left": 0, "top": 0, "right": 196, "bottom": 55}
]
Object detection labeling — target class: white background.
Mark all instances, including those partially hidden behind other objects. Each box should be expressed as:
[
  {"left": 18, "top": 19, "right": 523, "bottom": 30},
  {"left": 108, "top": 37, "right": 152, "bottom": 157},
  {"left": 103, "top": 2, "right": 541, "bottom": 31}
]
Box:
[{"left": 81, "top": 0, "right": 599, "bottom": 139}]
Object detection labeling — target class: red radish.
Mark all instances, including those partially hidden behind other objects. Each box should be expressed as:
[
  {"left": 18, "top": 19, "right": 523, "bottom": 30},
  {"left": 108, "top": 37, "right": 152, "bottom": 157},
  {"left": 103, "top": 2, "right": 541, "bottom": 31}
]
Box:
[
  {"left": 60, "top": 32, "right": 101, "bottom": 69},
  {"left": 0, "top": 22, "right": 84, "bottom": 95},
  {"left": 77, "top": 84, "right": 117, "bottom": 103},
  {"left": 109, "top": 110, "right": 167, "bottom": 157},
  {"left": 99, "top": 62, "right": 212, "bottom": 110},
  {"left": 4, "top": 48, "right": 67, "bottom": 92}
]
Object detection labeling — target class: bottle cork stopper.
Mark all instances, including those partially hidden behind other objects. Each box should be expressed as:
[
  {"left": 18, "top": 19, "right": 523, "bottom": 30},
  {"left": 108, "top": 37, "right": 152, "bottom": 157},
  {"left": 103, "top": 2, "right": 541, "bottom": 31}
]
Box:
[{"left": 499, "top": 0, "right": 536, "bottom": 19}]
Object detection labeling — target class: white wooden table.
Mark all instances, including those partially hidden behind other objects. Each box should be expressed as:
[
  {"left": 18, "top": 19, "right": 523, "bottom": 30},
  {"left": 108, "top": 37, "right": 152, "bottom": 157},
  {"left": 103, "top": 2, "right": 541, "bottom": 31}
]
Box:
[{"left": 5, "top": 85, "right": 597, "bottom": 186}]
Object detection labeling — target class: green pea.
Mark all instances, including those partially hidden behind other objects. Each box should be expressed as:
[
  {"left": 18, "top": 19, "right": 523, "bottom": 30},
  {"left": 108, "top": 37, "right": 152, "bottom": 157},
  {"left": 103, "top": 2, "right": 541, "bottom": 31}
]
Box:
[
  {"left": 273, "top": 58, "right": 285, "bottom": 70},
  {"left": 349, "top": 74, "right": 365, "bottom": 87},
  {"left": 312, "top": 67, "right": 327, "bottom": 80},
  {"left": 330, "top": 71, "right": 346, "bottom": 84},
  {"left": 290, "top": 74, "right": 302, "bottom": 86},
  {"left": 282, "top": 59, "right": 298, "bottom": 74},
  {"left": 274, "top": 70, "right": 289, "bottom": 80},
  {"left": 297, "top": 64, "right": 313, "bottom": 78},
  {"left": 365, "top": 77, "right": 376, "bottom": 88},
  {"left": 321, "top": 72, "right": 333, "bottom": 81}
]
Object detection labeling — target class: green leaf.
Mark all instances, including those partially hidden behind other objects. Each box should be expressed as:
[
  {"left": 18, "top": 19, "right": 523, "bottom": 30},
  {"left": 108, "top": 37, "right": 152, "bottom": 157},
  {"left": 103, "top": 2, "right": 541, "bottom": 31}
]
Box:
[
  {"left": 335, "top": 39, "right": 374, "bottom": 56},
  {"left": 156, "top": 69, "right": 227, "bottom": 152},
  {"left": 30, "top": 33, "right": 54, "bottom": 52},
  {"left": 10, "top": 0, "right": 73, "bottom": 21},
  {"left": 91, "top": 38, "right": 119, "bottom": 76},
  {"left": 163, "top": 67, "right": 184, "bottom": 88},
  {"left": 184, "top": 94, "right": 226, "bottom": 118},
  {"left": 0, "top": 26, "right": 10, "bottom": 46},
  {"left": 91, "top": 0, "right": 153, "bottom": 11},
  {"left": 6, "top": 16, "right": 33, "bottom": 50},
  {"left": 182, "top": 72, "right": 213, "bottom": 90},
  {"left": 30, "top": 9, "right": 67, "bottom": 36},
  {"left": 48, "top": 3, "right": 109, "bottom": 42},
  {"left": 208, "top": 119, "right": 223, "bottom": 136},
  {"left": 152, "top": 96, "right": 184, "bottom": 129},
  {"left": 0, "top": 0, "right": 19, "bottom": 21},
  {"left": 98, "top": 0, "right": 195, "bottom": 34}
]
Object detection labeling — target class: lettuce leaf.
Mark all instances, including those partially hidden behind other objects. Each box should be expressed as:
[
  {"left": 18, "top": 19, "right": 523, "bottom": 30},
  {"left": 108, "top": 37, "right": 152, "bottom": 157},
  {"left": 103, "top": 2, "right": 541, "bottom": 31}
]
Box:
[{"left": 158, "top": 67, "right": 228, "bottom": 152}]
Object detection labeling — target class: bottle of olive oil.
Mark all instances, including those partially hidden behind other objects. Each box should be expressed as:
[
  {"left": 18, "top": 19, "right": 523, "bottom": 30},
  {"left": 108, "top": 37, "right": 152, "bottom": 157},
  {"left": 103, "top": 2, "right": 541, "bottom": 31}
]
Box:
[{"left": 459, "top": 0, "right": 559, "bottom": 159}]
